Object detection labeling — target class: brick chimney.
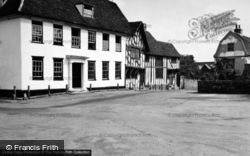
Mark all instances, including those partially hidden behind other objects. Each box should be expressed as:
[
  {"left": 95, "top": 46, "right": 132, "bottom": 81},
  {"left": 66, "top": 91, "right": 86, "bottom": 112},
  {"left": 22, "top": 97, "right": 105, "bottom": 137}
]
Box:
[{"left": 234, "top": 24, "right": 242, "bottom": 34}]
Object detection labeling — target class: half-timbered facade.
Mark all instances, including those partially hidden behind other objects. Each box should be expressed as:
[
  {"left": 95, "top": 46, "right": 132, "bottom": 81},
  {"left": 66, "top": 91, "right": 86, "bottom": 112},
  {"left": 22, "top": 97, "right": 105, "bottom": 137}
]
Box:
[
  {"left": 145, "top": 31, "right": 181, "bottom": 89},
  {"left": 125, "top": 22, "right": 148, "bottom": 89}
]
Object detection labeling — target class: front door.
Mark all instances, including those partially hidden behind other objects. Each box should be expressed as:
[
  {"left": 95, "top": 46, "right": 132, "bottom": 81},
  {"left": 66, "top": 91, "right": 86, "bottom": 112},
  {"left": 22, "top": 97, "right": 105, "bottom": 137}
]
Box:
[
  {"left": 72, "top": 63, "right": 82, "bottom": 88},
  {"left": 139, "top": 69, "right": 145, "bottom": 87}
]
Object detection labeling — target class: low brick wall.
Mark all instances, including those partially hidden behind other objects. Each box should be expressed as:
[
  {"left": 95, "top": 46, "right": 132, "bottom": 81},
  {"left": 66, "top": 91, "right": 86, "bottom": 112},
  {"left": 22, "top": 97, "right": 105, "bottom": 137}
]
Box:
[{"left": 198, "top": 80, "right": 250, "bottom": 94}]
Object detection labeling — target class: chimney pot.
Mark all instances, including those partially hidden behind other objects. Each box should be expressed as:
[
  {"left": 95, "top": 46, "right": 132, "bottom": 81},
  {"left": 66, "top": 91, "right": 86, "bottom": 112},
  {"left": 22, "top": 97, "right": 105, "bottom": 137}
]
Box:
[{"left": 234, "top": 24, "right": 242, "bottom": 34}]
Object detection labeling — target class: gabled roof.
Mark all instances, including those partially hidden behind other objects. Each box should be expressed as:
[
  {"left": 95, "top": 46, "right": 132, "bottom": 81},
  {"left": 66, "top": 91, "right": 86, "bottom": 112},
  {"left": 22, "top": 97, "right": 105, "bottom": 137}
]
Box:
[
  {"left": 214, "top": 31, "right": 250, "bottom": 58},
  {"left": 239, "top": 35, "right": 250, "bottom": 54},
  {"left": 195, "top": 62, "right": 215, "bottom": 70},
  {"left": 129, "top": 21, "right": 143, "bottom": 34},
  {"left": 145, "top": 31, "right": 180, "bottom": 58},
  {"left": 195, "top": 62, "right": 215, "bottom": 66},
  {"left": 128, "top": 21, "right": 150, "bottom": 51},
  {"left": 0, "top": 0, "right": 131, "bottom": 35}
]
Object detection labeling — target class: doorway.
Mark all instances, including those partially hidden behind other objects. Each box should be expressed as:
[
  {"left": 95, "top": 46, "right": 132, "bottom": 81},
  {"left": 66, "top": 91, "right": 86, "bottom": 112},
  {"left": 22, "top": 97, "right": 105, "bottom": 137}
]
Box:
[{"left": 72, "top": 63, "right": 82, "bottom": 88}]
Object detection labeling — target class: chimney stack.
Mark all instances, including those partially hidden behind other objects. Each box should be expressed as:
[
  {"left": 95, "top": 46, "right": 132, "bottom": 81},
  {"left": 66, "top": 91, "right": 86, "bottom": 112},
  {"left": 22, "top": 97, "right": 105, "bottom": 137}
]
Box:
[{"left": 234, "top": 24, "right": 242, "bottom": 34}]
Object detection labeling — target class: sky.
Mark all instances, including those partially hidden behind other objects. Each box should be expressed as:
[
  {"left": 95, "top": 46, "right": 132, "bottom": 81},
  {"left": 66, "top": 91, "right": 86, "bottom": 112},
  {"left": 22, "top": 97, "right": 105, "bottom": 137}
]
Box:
[{"left": 115, "top": 0, "right": 250, "bottom": 62}]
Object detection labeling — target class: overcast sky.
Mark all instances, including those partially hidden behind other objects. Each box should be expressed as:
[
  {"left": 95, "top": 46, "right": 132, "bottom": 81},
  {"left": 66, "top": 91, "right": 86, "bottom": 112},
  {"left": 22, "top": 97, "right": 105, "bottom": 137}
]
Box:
[{"left": 115, "top": 0, "right": 250, "bottom": 62}]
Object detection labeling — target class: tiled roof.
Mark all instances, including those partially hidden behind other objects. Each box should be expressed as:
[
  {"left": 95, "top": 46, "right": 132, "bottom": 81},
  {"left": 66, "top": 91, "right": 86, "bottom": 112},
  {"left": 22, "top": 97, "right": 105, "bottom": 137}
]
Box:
[
  {"left": 0, "top": 0, "right": 131, "bottom": 35},
  {"left": 195, "top": 62, "right": 215, "bottom": 66},
  {"left": 145, "top": 31, "right": 180, "bottom": 58},
  {"left": 129, "top": 21, "right": 142, "bottom": 34},
  {"left": 239, "top": 35, "right": 250, "bottom": 55},
  {"left": 214, "top": 31, "right": 250, "bottom": 57},
  {"left": 195, "top": 62, "right": 216, "bottom": 70}
]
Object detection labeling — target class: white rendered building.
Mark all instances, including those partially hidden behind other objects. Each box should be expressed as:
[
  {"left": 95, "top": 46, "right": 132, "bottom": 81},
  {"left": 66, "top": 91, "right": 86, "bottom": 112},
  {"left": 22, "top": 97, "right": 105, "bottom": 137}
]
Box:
[{"left": 0, "top": 0, "right": 131, "bottom": 97}]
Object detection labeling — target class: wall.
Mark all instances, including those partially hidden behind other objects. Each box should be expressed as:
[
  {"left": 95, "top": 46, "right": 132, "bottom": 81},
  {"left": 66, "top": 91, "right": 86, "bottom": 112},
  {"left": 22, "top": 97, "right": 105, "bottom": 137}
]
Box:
[
  {"left": 145, "top": 56, "right": 168, "bottom": 86},
  {"left": 125, "top": 27, "right": 146, "bottom": 89},
  {"left": 144, "top": 56, "right": 180, "bottom": 87},
  {"left": 126, "top": 30, "right": 145, "bottom": 69},
  {"left": 0, "top": 18, "right": 22, "bottom": 90},
  {"left": 167, "top": 59, "right": 180, "bottom": 70},
  {"left": 184, "top": 79, "right": 198, "bottom": 90},
  {"left": 234, "top": 57, "right": 247, "bottom": 75},
  {"left": 20, "top": 18, "right": 126, "bottom": 91},
  {"left": 198, "top": 80, "right": 250, "bottom": 94}
]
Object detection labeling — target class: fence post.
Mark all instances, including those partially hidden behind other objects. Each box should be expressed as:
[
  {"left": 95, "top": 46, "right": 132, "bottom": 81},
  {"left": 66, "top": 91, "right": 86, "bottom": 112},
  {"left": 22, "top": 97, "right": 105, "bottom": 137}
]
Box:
[
  {"left": 48, "top": 85, "right": 51, "bottom": 96},
  {"left": 117, "top": 83, "right": 119, "bottom": 90},
  {"left": 66, "top": 84, "right": 69, "bottom": 94},
  {"left": 89, "top": 84, "right": 92, "bottom": 91},
  {"left": 27, "top": 85, "right": 30, "bottom": 99},
  {"left": 23, "top": 93, "right": 28, "bottom": 100},
  {"left": 13, "top": 85, "right": 16, "bottom": 100}
]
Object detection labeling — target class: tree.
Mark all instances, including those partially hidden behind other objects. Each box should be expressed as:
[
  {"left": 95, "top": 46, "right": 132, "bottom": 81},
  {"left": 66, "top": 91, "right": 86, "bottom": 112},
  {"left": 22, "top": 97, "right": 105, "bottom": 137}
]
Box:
[
  {"left": 180, "top": 55, "right": 199, "bottom": 79},
  {"left": 215, "top": 58, "right": 236, "bottom": 80}
]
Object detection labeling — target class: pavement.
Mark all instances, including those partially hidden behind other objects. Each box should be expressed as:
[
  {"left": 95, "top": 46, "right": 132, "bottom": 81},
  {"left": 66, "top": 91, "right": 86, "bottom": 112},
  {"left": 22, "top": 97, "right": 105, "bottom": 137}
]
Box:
[
  {"left": 0, "top": 89, "right": 147, "bottom": 109},
  {"left": 0, "top": 89, "right": 250, "bottom": 156}
]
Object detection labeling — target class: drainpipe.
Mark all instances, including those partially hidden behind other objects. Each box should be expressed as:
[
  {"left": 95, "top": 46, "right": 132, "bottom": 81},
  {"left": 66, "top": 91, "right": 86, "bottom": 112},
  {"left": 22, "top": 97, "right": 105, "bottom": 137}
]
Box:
[{"left": 151, "top": 57, "right": 153, "bottom": 86}]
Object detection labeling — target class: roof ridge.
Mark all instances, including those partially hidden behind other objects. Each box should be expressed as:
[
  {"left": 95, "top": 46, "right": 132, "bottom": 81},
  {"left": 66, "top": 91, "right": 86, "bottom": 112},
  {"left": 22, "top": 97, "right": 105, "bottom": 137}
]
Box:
[
  {"left": 0, "top": 0, "right": 131, "bottom": 35},
  {"left": 145, "top": 31, "right": 180, "bottom": 57},
  {"left": 157, "top": 40, "right": 172, "bottom": 45}
]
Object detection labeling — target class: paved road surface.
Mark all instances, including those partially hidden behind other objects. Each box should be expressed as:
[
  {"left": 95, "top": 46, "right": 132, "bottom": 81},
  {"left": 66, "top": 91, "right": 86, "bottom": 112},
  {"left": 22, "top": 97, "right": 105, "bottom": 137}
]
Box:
[{"left": 0, "top": 90, "right": 249, "bottom": 156}]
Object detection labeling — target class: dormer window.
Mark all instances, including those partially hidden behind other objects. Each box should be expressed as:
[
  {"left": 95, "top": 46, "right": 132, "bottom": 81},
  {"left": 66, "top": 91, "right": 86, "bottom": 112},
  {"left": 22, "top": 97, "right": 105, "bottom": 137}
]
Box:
[
  {"left": 83, "top": 5, "right": 94, "bottom": 18},
  {"left": 76, "top": 4, "right": 94, "bottom": 18}
]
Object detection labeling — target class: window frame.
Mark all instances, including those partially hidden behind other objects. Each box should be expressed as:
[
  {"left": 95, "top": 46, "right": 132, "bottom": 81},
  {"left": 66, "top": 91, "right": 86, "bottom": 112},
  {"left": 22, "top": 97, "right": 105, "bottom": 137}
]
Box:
[
  {"left": 156, "top": 68, "right": 164, "bottom": 79},
  {"left": 130, "top": 47, "right": 140, "bottom": 60},
  {"left": 88, "top": 61, "right": 96, "bottom": 81},
  {"left": 88, "top": 31, "right": 96, "bottom": 50},
  {"left": 83, "top": 4, "right": 94, "bottom": 18},
  {"left": 115, "top": 35, "right": 122, "bottom": 52},
  {"left": 102, "top": 61, "right": 109, "bottom": 80},
  {"left": 72, "top": 27, "right": 81, "bottom": 49},
  {"left": 228, "top": 43, "right": 235, "bottom": 51},
  {"left": 53, "top": 58, "right": 64, "bottom": 81},
  {"left": 115, "top": 62, "right": 122, "bottom": 79},
  {"left": 53, "top": 24, "right": 63, "bottom": 46},
  {"left": 32, "top": 56, "right": 44, "bottom": 80},
  {"left": 155, "top": 57, "right": 164, "bottom": 79},
  {"left": 102, "top": 33, "right": 110, "bottom": 51},
  {"left": 145, "top": 55, "right": 150, "bottom": 62},
  {"left": 32, "top": 21, "right": 43, "bottom": 44}
]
